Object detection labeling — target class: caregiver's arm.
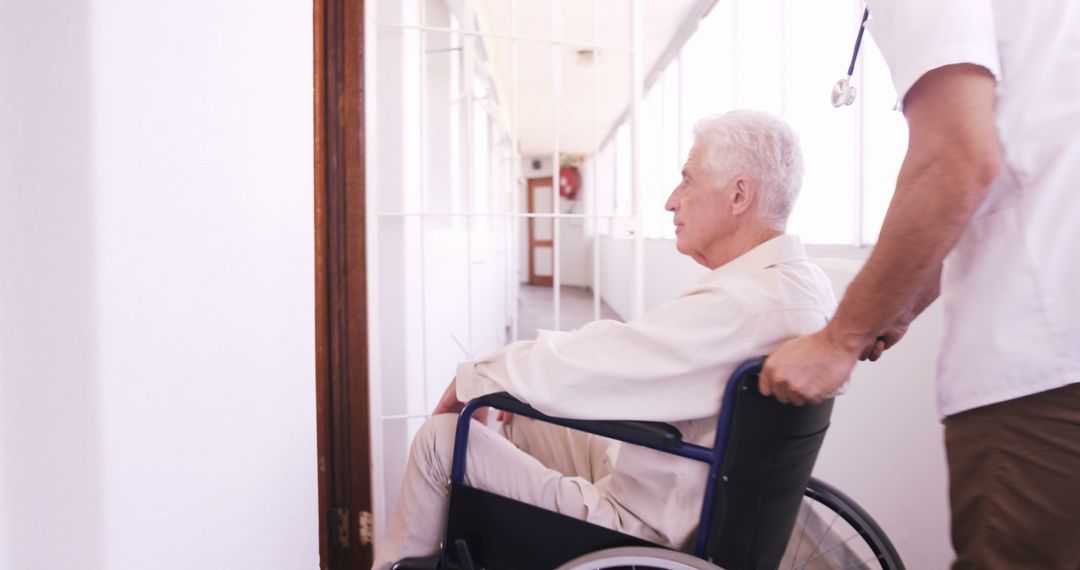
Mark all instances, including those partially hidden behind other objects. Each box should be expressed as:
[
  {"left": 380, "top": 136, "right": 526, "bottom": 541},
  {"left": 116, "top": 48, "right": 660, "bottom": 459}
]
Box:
[
  {"left": 859, "top": 263, "right": 940, "bottom": 362},
  {"left": 761, "top": 63, "right": 1001, "bottom": 404}
]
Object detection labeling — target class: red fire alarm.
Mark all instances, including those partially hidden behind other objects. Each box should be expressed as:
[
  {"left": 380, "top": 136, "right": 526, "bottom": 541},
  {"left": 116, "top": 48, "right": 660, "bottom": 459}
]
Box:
[{"left": 559, "top": 166, "right": 582, "bottom": 200}]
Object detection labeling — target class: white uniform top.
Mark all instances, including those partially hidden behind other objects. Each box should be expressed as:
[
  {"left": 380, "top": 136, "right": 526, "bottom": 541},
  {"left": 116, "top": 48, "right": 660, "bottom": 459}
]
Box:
[
  {"left": 865, "top": 0, "right": 1080, "bottom": 418},
  {"left": 456, "top": 234, "right": 836, "bottom": 547}
]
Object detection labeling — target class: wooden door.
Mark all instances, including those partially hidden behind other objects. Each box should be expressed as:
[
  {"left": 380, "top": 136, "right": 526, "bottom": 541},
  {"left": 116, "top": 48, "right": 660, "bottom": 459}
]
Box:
[
  {"left": 315, "top": 0, "right": 373, "bottom": 566},
  {"left": 527, "top": 177, "right": 554, "bottom": 286}
]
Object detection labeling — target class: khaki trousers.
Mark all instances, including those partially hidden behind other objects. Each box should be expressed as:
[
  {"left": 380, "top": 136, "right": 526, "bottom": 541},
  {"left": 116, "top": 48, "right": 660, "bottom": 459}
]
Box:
[
  {"left": 372, "top": 414, "right": 654, "bottom": 569},
  {"left": 946, "top": 382, "right": 1080, "bottom": 569}
]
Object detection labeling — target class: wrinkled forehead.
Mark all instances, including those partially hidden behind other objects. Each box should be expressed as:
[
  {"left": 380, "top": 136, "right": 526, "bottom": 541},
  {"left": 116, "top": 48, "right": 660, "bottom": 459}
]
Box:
[
  {"left": 683, "top": 143, "right": 707, "bottom": 172},
  {"left": 684, "top": 141, "right": 726, "bottom": 179}
]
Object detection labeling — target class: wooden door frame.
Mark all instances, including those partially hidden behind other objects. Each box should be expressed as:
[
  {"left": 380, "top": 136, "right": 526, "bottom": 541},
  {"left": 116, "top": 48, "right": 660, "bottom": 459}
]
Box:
[
  {"left": 527, "top": 177, "right": 555, "bottom": 286},
  {"left": 314, "top": 0, "right": 372, "bottom": 567}
]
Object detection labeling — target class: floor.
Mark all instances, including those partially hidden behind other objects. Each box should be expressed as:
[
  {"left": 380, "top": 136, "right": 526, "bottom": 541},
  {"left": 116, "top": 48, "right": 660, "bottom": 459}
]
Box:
[{"left": 516, "top": 284, "right": 622, "bottom": 341}]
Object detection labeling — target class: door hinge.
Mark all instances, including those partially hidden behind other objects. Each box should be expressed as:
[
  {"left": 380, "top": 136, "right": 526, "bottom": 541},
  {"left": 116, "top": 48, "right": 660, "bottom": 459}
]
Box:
[
  {"left": 331, "top": 507, "right": 350, "bottom": 549},
  {"left": 358, "top": 510, "right": 374, "bottom": 545}
]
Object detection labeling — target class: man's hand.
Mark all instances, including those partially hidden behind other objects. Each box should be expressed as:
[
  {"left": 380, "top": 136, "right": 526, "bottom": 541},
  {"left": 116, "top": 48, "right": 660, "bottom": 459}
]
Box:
[
  {"left": 433, "top": 378, "right": 465, "bottom": 416},
  {"left": 860, "top": 322, "right": 909, "bottom": 362},
  {"left": 760, "top": 329, "right": 860, "bottom": 405},
  {"left": 433, "top": 378, "right": 496, "bottom": 423}
]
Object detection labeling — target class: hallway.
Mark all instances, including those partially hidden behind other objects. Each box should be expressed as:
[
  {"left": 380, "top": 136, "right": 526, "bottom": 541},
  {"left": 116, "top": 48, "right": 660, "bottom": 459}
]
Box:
[{"left": 516, "top": 284, "right": 622, "bottom": 341}]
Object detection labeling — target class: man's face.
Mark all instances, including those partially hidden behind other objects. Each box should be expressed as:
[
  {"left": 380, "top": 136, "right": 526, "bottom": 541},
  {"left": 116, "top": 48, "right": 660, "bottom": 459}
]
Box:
[{"left": 664, "top": 144, "right": 737, "bottom": 267}]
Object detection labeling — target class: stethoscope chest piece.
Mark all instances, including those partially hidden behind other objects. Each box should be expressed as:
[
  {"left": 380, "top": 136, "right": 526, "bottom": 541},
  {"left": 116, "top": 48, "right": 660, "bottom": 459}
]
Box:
[{"left": 832, "top": 77, "right": 857, "bottom": 107}]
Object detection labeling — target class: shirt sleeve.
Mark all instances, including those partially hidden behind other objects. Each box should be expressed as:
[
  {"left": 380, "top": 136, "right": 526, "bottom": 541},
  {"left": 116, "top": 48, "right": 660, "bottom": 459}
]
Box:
[
  {"left": 454, "top": 285, "right": 763, "bottom": 422},
  {"left": 865, "top": 0, "right": 1000, "bottom": 106}
]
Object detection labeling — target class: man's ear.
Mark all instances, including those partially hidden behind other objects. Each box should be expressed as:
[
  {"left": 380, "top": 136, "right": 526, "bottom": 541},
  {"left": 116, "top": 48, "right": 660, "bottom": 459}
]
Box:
[{"left": 730, "top": 177, "right": 755, "bottom": 215}]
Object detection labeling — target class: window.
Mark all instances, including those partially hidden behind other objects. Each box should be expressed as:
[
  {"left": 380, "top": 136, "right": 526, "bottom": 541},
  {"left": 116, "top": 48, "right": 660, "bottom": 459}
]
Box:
[
  {"left": 781, "top": 0, "right": 860, "bottom": 244},
  {"left": 858, "top": 34, "right": 908, "bottom": 244},
  {"left": 596, "top": 0, "right": 907, "bottom": 245}
]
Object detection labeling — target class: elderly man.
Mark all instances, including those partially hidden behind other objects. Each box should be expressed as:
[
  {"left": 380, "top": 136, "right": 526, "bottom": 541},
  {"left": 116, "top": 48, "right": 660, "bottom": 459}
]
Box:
[{"left": 373, "top": 110, "right": 836, "bottom": 568}]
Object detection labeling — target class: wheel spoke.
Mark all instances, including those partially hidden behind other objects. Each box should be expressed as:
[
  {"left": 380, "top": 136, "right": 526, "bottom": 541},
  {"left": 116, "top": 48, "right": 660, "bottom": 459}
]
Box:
[
  {"left": 794, "top": 531, "right": 864, "bottom": 569},
  {"left": 815, "top": 509, "right": 842, "bottom": 551},
  {"left": 789, "top": 497, "right": 814, "bottom": 568},
  {"left": 838, "top": 553, "right": 886, "bottom": 570}
]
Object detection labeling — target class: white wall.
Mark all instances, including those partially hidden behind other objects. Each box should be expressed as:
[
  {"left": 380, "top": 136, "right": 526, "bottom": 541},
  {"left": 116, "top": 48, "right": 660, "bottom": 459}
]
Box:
[
  {"left": 597, "top": 237, "right": 707, "bottom": 321},
  {"left": 557, "top": 221, "right": 593, "bottom": 289},
  {"left": 598, "top": 238, "right": 634, "bottom": 319},
  {"left": 0, "top": 1, "right": 318, "bottom": 568},
  {"left": 641, "top": 239, "right": 709, "bottom": 308},
  {"left": 598, "top": 237, "right": 952, "bottom": 568},
  {"left": 522, "top": 155, "right": 554, "bottom": 179}
]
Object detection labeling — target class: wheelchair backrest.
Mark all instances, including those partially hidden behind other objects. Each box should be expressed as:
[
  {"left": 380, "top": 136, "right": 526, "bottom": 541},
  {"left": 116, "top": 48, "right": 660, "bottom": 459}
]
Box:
[{"left": 698, "top": 358, "right": 834, "bottom": 569}]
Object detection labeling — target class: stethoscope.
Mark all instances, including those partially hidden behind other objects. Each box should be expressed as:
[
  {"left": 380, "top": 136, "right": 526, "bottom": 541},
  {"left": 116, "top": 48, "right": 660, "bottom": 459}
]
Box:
[{"left": 831, "top": 8, "right": 870, "bottom": 107}]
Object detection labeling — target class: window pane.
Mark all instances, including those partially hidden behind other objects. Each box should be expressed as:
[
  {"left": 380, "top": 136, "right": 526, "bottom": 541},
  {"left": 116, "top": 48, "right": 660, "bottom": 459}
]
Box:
[
  {"left": 658, "top": 60, "right": 681, "bottom": 239},
  {"left": 782, "top": 0, "right": 859, "bottom": 244},
  {"left": 472, "top": 96, "right": 491, "bottom": 230},
  {"left": 593, "top": 138, "right": 616, "bottom": 235},
  {"left": 859, "top": 34, "right": 908, "bottom": 244},
  {"left": 614, "top": 122, "right": 632, "bottom": 220},
  {"left": 640, "top": 66, "right": 680, "bottom": 239},
  {"left": 680, "top": 3, "right": 733, "bottom": 143},
  {"left": 423, "top": 15, "right": 457, "bottom": 225},
  {"left": 734, "top": 0, "right": 782, "bottom": 114}
]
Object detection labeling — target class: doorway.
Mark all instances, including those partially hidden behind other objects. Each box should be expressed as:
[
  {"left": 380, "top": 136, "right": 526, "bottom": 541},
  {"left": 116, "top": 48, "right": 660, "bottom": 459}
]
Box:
[{"left": 527, "top": 177, "right": 555, "bottom": 286}]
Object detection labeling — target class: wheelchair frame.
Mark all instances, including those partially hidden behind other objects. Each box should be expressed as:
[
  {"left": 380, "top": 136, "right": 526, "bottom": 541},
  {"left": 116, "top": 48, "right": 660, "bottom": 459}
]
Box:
[{"left": 395, "top": 358, "right": 904, "bottom": 570}]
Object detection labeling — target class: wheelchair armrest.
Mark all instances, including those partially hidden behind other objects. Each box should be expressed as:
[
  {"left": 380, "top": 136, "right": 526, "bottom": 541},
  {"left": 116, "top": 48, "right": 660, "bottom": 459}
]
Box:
[{"left": 467, "top": 392, "right": 684, "bottom": 449}]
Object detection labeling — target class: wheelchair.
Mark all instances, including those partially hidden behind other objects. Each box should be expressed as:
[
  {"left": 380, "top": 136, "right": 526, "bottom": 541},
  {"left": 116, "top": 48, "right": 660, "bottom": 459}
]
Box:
[{"left": 395, "top": 358, "right": 904, "bottom": 569}]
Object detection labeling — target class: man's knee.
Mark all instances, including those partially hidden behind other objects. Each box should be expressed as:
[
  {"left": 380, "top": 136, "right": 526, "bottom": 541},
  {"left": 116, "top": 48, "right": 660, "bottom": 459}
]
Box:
[{"left": 411, "top": 413, "right": 459, "bottom": 478}]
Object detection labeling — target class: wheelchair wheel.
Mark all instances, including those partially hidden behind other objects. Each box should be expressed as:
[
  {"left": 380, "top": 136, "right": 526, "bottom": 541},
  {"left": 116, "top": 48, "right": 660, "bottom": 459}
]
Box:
[
  {"left": 782, "top": 478, "right": 905, "bottom": 570},
  {"left": 555, "top": 546, "right": 722, "bottom": 570}
]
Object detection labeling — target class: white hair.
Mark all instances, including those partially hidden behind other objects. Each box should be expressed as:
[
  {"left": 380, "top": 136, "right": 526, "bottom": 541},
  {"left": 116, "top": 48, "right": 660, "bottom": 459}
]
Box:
[{"left": 692, "top": 110, "right": 805, "bottom": 229}]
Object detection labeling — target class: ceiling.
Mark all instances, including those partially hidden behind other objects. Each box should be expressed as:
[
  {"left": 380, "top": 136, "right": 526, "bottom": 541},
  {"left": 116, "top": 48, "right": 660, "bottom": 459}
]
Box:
[{"left": 475, "top": 0, "right": 710, "bottom": 156}]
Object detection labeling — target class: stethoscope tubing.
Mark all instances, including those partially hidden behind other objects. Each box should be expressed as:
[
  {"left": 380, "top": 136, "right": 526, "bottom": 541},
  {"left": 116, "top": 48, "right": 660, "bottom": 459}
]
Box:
[{"left": 847, "top": 7, "right": 870, "bottom": 78}]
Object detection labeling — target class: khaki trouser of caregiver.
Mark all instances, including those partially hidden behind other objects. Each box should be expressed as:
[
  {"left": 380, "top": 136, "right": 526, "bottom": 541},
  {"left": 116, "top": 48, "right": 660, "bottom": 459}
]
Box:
[{"left": 946, "top": 382, "right": 1080, "bottom": 570}]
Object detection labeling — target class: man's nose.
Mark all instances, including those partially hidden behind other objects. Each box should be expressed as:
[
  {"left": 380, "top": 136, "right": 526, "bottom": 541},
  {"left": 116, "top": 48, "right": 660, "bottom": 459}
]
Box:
[{"left": 664, "top": 189, "right": 678, "bottom": 211}]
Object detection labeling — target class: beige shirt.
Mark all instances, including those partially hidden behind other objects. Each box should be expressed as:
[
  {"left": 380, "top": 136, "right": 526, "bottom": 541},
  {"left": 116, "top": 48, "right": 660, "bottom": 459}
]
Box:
[{"left": 456, "top": 234, "right": 836, "bottom": 547}]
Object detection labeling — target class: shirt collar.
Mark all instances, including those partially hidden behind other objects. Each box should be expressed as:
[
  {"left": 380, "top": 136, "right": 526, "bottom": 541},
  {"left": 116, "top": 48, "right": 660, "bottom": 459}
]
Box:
[{"left": 698, "top": 234, "right": 808, "bottom": 283}]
